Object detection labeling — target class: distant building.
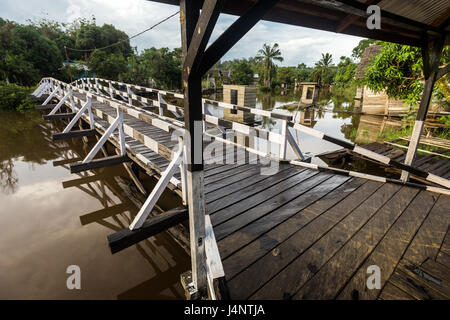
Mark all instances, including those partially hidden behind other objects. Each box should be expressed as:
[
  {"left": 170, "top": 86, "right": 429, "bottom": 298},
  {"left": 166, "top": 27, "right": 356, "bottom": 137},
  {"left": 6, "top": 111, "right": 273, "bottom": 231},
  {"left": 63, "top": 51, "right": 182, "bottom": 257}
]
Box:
[
  {"left": 298, "top": 82, "right": 319, "bottom": 105},
  {"left": 223, "top": 84, "right": 256, "bottom": 125}
]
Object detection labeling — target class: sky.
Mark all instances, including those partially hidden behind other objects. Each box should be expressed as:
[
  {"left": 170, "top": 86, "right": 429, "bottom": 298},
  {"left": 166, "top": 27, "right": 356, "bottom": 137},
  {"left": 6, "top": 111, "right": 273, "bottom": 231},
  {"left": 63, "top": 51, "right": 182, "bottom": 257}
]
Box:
[{"left": 1, "top": 0, "right": 366, "bottom": 67}]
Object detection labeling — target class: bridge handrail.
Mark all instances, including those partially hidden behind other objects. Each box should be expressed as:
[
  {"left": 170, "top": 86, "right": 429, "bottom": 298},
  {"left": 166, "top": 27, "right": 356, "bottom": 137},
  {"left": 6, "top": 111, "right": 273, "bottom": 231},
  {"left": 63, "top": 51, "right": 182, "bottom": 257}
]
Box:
[
  {"left": 76, "top": 77, "right": 293, "bottom": 121},
  {"left": 41, "top": 77, "right": 185, "bottom": 134},
  {"left": 40, "top": 77, "right": 450, "bottom": 190}
]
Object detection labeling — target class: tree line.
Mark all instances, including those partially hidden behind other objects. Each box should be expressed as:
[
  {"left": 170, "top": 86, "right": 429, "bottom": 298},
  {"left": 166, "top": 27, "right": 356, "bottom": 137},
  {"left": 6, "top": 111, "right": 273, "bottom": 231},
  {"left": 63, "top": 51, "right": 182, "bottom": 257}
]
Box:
[{"left": 0, "top": 17, "right": 181, "bottom": 90}]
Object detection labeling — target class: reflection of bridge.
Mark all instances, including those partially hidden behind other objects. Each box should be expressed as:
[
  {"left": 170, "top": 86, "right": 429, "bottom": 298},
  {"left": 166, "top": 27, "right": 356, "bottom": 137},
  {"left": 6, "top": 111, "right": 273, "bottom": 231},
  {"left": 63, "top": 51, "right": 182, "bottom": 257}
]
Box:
[
  {"left": 32, "top": 76, "right": 450, "bottom": 300},
  {"left": 39, "top": 121, "right": 188, "bottom": 299}
]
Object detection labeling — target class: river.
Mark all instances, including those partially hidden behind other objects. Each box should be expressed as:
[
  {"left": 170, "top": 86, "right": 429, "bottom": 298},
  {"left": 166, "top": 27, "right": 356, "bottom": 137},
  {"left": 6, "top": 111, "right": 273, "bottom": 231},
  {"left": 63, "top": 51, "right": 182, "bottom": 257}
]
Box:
[{"left": 0, "top": 109, "right": 189, "bottom": 299}]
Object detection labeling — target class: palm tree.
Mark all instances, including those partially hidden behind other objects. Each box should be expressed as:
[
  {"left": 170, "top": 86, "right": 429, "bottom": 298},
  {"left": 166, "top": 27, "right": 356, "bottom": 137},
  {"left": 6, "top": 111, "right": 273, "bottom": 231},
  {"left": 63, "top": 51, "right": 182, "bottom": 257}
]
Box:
[
  {"left": 313, "top": 53, "right": 333, "bottom": 86},
  {"left": 317, "top": 53, "right": 333, "bottom": 68},
  {"left": 256, "top": 43, "right": 284, "bottom": 87}
]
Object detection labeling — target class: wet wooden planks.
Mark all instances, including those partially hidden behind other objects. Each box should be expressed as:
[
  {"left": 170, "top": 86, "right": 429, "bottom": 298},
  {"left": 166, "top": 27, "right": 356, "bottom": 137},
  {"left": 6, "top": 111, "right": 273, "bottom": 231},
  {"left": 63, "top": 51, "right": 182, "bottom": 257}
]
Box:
[{"left": 211, "top": 173, "right": 450, "bottom": 300}]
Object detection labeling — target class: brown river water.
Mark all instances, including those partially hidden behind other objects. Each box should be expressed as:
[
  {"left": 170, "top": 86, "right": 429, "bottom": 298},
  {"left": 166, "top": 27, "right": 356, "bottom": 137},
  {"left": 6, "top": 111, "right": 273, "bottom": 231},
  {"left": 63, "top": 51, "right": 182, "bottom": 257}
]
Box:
[{"left": 0, "top": 109, "right": 189, "bottom": 299}]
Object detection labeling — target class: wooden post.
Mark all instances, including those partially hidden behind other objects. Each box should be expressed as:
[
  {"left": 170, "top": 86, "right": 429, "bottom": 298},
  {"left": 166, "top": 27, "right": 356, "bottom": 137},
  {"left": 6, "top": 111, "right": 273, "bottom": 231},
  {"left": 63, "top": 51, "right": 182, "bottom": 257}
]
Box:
[
  {"left": 95, "top": 78, "right": 100, "bottom": 95},
  {"left": 127, "top": 85, "right": 133, "bottom": 105},
  {"left": 279, "top": 119, "right": 288, "bottom": 160},
  {"left": 401, "top": 36, "right": 444, "bottom": 181},
  {"left": 109, "top": 82, "right": 114, "bottom": 99},
  {"left": 178, "top": 0, "right": 280, "bottom": 298},
  {"left": 157, "top": 92, "right": 164, "bottom": 116},
  {"left": 180, "top": 0, "right": 206, "bottom": 296}
]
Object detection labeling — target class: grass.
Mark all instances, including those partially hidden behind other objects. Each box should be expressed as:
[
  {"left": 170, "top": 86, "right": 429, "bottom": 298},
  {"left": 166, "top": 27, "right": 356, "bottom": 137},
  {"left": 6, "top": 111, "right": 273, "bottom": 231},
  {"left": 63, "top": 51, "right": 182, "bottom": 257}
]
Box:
[{"left": 377, "top": 125, "right": 414, "bottom": 142}]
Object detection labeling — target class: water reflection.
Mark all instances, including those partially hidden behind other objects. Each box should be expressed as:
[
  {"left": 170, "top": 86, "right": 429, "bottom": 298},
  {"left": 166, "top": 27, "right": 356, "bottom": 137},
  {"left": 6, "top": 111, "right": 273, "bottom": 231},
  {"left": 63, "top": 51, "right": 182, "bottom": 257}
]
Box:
[{"left": 0, "top": 110, "right": 189, "bottom": 299}]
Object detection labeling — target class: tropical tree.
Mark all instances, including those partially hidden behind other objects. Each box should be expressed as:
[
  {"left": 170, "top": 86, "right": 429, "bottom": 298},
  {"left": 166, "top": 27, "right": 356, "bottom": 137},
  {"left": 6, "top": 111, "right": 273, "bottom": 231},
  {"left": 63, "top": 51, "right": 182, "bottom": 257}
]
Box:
[
  {"left": 0, "top": 20, "right": 62, "bottom": 85},
  {"left": 312, "top": 53, "right": 336, "bottom": 86},
  {"left": 87, "top": 50, "right": 127, "bottom": 80},
  {"left": 255, "top": 43, "right": 284, "bottom": 87},
  {"left": 230, "top": 60, "right": 254, "bottom": 85},
  {"left": 334, "top": 56, "right": 357, "bottom": 86},
  {"left": 352, "top": 39, "right": 376, "bottom": 59},
  {"left": 295, "top": 63, "right": 313, "bottom": 82},
  {"left": 276, "top": 66, "right": 297, "bottom": 87},
  {"left": 364, "top": 41, "right": 449, "bottom": 107}
]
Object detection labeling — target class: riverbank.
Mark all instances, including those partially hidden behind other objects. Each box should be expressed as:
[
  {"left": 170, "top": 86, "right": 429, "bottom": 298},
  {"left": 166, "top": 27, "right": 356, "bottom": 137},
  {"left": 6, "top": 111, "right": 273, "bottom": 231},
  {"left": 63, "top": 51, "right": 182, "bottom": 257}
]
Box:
[{"left": 0, "top": 82, "right": 35, "bottom": 110}]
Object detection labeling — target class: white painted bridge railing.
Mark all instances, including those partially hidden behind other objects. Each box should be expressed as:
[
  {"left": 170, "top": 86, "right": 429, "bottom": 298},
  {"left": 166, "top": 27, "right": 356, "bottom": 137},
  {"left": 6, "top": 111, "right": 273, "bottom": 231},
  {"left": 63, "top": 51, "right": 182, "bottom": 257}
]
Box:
[
  {"left": 72, "top": 77, "right": 306, "bottom": 162},
  {"left": 67, "top": 77, "right": 450, "bottom": 190},
  {"left": 35, "top": 77, "right": 225, "bottom": 300}
]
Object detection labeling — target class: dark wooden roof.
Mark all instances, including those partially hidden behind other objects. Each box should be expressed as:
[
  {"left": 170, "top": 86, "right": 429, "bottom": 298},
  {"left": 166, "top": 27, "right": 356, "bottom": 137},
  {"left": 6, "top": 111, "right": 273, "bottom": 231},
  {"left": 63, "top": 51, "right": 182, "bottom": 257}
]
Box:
[
  {"left": 354, "top": 45, "right": 381, "bottom": 79},
  {"left": 150, "top": 0, "right": 450, "bottom": 47}
]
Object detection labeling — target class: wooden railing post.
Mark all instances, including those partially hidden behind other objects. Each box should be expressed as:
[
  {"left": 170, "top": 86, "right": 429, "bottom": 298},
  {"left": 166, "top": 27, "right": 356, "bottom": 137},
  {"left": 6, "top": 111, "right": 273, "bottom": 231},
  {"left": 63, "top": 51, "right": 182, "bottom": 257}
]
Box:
[
  {"left": 86, "top": 78, "right": 92, "bottom": 93},
  {"left": 179, "top": 136, "right": 188, "bottom": 205},
  {"left": 400, "top": 36, "right": 444, "bottom": 181},
  {"left": 95, "top": 78, "right": 100, "bottom": 95},
  {"left": 127, "top": 85, "right": 133, "bottom": 105},
  {"left": 118, "top": 109, "right": 126, "bottom": 156},
  {"left": 109, "top": 82, "right": 114, "bottom": 99},
  {"left": 280, "top": 119, "right": 288, "bottom": 160},
  {"left": 157, "top": 92, "right": 164, "bottom": 116}
]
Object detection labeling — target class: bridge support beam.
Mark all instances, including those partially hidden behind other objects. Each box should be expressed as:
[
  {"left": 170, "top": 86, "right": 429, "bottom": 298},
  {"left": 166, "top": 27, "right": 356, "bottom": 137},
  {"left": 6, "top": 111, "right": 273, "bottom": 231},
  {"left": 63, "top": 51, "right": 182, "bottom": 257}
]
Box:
[
  {"left": 179, "top": 0, "right": 280, "bottom": 299},
  {"left": 401, "top": 36, "right": 446, "bottom": 181}
]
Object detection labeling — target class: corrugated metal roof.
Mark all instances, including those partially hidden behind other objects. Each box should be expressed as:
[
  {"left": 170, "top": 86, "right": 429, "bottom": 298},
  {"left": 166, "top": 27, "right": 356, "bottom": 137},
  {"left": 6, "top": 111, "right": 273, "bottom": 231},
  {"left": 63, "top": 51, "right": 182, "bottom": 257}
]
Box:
[{"left": 377, "top": 0, "right": 449, "bottom": 26}]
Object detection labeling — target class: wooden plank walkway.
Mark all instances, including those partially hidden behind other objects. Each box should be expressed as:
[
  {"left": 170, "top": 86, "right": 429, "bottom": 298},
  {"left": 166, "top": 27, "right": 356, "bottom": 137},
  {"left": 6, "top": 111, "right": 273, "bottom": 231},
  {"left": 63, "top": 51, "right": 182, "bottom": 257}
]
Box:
[{"left": 43, "top": 88, "right": 450, "bottom": 300}]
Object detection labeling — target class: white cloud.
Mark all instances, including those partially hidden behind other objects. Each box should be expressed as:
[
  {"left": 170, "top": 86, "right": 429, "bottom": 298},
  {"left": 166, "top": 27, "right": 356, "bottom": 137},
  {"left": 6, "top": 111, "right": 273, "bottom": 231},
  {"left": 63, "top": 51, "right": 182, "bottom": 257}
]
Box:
[{"left": 2, "top": 0, "right": 365, "bottom": 66}]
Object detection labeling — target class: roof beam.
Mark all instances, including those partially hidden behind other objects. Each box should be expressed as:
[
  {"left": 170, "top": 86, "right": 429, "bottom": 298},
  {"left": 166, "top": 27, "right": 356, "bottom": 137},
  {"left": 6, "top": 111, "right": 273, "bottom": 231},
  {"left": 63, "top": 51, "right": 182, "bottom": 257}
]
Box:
[
  {"left": 184, "top": 0, "right": 226, "bottom": 76},
  {"left": 199, "top": 0, "right": 280, "bottom": 76}
]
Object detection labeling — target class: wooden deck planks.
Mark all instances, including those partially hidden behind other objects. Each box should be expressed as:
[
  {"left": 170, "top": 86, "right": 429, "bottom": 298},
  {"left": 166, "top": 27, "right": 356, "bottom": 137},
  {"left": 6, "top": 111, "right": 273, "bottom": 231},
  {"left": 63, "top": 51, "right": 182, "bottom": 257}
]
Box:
[
  {"left": 294, "top": 186, "right": 424, "bottom": 300},
  {"left": 214, "top": 171, "right": 332, "bottom": 240},
  {"left": 222, "top": 178, "right": 367, "bottom": 280},
  {"left": 387, "top": 260, "right": 449, "bottom": 299},
  {"left": 205, "top": 166, "right": 302, "bottom": 214},
  {"left": 401, "top": 195, "right": 450, "bottom": 265},
  {"left": 334, "top": 190, "right": 438, "bottom": 300},
  {"left": 225, "top": 180, "right": 384, "bottom": 299},
  {"left": 216, "top": 174, "right": 352, "bottom": 260},
  {"left": 249, "top": 182, "right": 402, "bottom": 300},
  {"left": 210, "top": 169, "right": 315, "bottom": 230}
]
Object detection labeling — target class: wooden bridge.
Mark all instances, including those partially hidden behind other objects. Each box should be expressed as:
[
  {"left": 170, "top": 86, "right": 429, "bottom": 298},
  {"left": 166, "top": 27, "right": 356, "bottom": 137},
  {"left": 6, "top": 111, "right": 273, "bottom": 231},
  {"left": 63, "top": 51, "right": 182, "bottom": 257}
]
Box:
[{"left": 31, "top": 77, "right": 450, "bottom": 300}]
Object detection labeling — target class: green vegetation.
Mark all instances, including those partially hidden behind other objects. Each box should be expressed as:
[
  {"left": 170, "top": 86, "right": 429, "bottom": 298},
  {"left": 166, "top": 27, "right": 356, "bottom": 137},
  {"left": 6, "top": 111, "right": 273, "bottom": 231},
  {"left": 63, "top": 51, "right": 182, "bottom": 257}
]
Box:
[
  {"left": 230, "top": 60, "right": 254, "bottom": 85},
  {"left": 364, "top": 41, "right": 449, "bottom": 107},
  {"left": 312, "top": 53, "right": 337, "bottom": 87},
  {"left": 255, "top": 43, "right": 284, "bottom": 87},
  {"left": 0, "top": 82, "right": 34, "bottom": 110}
]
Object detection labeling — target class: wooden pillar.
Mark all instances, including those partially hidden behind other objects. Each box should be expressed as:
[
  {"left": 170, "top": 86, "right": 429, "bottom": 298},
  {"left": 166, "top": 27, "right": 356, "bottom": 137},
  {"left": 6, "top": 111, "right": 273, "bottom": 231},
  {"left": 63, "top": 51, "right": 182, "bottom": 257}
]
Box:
[
  {"left": 401, "top": 36, "right": 444, "bottom": 181},
  {"left": 180, "top": 0, "right": 206, "bottom": 296},
  {"left": 179, "top": 0, "right": 280, "bottom": 298}
]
